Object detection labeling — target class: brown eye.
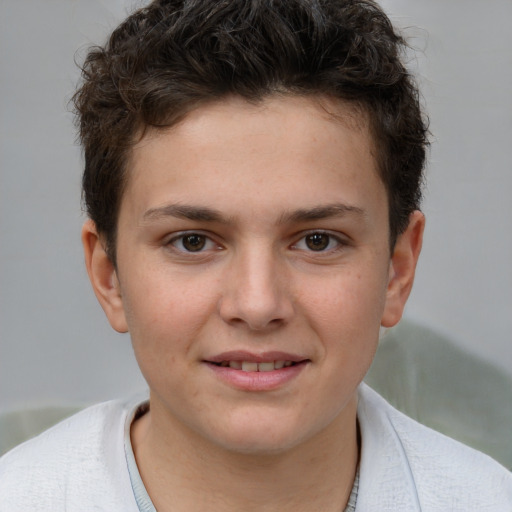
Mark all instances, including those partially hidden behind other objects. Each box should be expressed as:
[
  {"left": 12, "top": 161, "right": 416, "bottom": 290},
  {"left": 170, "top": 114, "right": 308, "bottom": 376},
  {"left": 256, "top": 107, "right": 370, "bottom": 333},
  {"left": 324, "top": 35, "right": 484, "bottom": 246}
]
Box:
[
  {"left": 168, "top": 232, "right": 220, "bottom": 255},
  {"left": 181, "top": 234, "right": 206, "bottom": 252},
  {"left": 305, "top": 233, "right": 330, "bottom": 251}
]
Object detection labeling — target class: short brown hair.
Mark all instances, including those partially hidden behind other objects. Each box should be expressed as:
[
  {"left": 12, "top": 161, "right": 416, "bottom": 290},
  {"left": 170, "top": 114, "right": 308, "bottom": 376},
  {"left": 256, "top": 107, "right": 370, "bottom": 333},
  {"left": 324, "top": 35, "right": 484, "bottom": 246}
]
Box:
[{"left": 74, "top": 0, "right": 429, "bottom": 263}]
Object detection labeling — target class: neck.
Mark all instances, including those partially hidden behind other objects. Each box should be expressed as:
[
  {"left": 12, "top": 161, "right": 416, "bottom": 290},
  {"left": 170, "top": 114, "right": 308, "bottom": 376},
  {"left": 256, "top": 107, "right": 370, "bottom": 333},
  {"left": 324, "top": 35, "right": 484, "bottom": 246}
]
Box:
[{"left": 131, "top": 394, "right": 359, "bottom": 512}]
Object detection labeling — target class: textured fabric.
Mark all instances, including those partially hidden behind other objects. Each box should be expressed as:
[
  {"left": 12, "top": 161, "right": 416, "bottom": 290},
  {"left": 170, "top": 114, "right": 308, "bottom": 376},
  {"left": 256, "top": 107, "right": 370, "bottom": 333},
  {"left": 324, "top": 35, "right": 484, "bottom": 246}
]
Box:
[
  {"left": 0, "top": 398, "right": 140, "bottom": 511},
  {"left": 124, "top": 402, "right": 156, "bottom": 512},
  {"left": 365, "top": 320, "right": 512, "bottom": 469},
  {"left": 356, "top": 385, "right": 512, "bottom": 511},
  {"left": 0, "top": 385, "right": 511, "bottom": 511},
  {"left": 345, "top": 468, "right": 359, "bottom": 512},
  {"left": 0, "top": 405, "right": 84, "bottom": 456}
]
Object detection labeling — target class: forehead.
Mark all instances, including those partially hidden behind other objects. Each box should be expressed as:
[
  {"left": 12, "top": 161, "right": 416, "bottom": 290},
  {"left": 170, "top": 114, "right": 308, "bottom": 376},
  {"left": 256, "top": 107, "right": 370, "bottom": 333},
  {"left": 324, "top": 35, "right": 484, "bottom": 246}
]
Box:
[
  {"left": 122, "top": 94, "right": 384, "bottom": 223},
  {"left": 129, "top": 94, "right": 374, "bottom": 161}
]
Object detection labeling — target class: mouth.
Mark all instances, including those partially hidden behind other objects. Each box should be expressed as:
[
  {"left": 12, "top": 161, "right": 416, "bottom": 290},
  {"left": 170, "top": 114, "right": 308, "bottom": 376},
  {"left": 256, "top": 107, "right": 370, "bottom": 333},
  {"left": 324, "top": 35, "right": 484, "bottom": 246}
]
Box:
[
  {"left": 203, "top": 350, "right": 311, "bottom": 394},
  {"left": 211, "top": 360, "right": 301, "bottom": 372},
  {"left": 204, "top": 351, "right": 310, "bottom": 372},
  {"left": 205, "top": 353, "right": 310, "bottom": 391}
]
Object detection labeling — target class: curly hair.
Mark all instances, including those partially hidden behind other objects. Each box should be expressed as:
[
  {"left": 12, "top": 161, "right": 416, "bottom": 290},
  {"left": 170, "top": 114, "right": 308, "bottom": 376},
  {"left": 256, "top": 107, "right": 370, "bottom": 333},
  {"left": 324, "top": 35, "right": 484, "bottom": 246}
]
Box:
[{"left": 73, "top": 0, "right": 429, "bottom": 262}]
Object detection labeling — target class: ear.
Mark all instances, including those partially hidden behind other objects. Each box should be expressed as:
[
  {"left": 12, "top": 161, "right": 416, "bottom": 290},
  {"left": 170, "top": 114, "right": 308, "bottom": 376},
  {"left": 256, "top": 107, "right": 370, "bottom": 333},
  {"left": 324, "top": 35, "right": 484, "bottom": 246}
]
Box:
[
  {"left": 381, "top": 210, "right": 425, "bottom": 328},
  {"left": 81, "top": 219, "right": 128, "bottom": 333}
]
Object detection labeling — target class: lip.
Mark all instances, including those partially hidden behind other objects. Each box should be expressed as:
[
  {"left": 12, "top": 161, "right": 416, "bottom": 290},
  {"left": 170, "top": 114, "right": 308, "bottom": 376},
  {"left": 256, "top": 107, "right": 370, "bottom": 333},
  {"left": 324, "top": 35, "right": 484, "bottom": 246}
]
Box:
[
  {"left": 205, "top": 350, "right": 308, "bottom": 364},
  {"left": 204, "top": 351, "right": 311, "bottom": 391}
]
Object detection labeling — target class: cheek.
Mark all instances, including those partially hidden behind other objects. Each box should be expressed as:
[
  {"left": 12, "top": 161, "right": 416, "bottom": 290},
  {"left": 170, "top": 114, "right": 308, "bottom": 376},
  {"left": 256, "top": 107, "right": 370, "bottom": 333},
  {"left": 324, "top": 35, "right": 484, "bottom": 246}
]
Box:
[
  {"left": 120, "top": 269, "right": 219, "bottom": 365},
  {"left": 302, "top": 266, "right": 388, "bottom": 331},
  {"left": 300, "top": 266, "right": 388, "bottom": 369},
  {"left": 122, "top": 263, "right": 215, "bottom": 326}
]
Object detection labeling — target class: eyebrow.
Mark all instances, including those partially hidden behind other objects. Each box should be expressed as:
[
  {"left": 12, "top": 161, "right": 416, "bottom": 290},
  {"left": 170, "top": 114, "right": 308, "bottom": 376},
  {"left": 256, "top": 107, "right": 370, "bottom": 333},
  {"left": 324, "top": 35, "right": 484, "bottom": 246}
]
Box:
[
  {"left": 279, "top": 203, "right": 366, "bottom": 224},
  {"left": 142, "top": 204, "right": 224, "bottom": 222},
  {"left": 142, "top": 202, "right": 365, "bottom": 224}
]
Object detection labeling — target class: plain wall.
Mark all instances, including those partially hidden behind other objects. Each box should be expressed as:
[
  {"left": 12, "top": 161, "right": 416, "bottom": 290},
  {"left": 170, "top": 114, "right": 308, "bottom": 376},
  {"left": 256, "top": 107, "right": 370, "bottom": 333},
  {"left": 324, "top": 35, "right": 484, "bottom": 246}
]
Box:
[{"left": 1, "top": 0, "right": 511, "bottom": 410}]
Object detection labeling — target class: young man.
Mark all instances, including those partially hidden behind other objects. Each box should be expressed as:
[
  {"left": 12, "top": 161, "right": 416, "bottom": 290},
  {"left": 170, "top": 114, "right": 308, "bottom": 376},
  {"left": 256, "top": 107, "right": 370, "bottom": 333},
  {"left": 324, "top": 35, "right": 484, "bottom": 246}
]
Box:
[{"left": 0, "top": 0, "right": 511, "bottom": 510}]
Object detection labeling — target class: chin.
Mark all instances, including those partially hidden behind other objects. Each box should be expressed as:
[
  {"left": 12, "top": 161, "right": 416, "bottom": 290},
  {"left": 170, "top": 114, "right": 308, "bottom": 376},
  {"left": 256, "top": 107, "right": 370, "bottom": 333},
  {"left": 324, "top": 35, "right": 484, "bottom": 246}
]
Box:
[
  {"left": 205, "top": 413, "right": 318, "bottom": 456},
  {"left": 214, "top": 433, "right": 301, "bottom": 456}
]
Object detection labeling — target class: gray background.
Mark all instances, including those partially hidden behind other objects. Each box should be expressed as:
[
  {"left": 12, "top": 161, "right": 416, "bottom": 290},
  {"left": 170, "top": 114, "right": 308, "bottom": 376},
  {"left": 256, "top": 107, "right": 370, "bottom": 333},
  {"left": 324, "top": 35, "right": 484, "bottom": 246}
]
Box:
[{"left": 1, "top": 0, "right": 511, "bottom": 410}]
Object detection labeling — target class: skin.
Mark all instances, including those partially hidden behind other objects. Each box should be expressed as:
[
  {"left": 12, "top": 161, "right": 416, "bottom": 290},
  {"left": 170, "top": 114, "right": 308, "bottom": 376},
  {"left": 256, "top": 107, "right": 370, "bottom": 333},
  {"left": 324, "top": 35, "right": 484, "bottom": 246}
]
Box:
[{"left": 83, "top": 95, "right": 424, "bottom": 512}]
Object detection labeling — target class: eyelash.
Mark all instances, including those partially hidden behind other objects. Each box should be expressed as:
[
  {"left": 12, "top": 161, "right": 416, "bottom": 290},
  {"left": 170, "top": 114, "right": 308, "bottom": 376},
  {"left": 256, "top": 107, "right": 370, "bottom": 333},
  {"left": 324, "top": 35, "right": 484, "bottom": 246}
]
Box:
[
  {"left": 166, "top": 232, "right": 220, "bottom": 253},
  {"left": 291, "top": 231, "right": 347, "bottom": 253},
  {"left": 166, "top": 230, "right": 347, "bottom": 254}
]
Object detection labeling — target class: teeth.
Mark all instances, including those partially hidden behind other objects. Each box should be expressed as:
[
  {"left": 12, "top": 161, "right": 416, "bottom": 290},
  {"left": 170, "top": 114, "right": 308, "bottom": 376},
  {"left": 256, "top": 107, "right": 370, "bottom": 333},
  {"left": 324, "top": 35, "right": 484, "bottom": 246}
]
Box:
[
  {"left": 241, "top": 361, "right": 258, "bottom": 372},
  {"left": 258, "top": 362, "right": 275, "bottom": 372},
  {"left": 219, "top": 360, "right": 295, "bottom": 371}
]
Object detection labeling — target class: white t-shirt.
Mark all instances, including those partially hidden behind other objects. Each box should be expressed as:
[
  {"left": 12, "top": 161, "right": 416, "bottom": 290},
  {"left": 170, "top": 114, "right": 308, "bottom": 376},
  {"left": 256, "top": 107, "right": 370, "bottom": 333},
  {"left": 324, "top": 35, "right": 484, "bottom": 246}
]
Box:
[{"left": 0, "top": 384, "right": 511, "bottom": 511}]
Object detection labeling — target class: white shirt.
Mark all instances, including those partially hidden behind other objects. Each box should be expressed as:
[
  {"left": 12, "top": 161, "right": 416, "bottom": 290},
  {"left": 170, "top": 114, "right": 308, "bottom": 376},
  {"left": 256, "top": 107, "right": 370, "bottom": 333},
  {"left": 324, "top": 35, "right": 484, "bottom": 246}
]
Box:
[{"left": 0, "top": 384, "right": 510, "bottom": 511}]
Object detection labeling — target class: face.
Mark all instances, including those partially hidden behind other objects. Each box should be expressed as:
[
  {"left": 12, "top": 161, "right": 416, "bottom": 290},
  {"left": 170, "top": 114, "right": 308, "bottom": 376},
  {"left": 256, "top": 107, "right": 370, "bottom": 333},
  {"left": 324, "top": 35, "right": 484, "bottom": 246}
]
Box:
[{"left": 84, "top": 95, "right": 423, "bottom": 455}]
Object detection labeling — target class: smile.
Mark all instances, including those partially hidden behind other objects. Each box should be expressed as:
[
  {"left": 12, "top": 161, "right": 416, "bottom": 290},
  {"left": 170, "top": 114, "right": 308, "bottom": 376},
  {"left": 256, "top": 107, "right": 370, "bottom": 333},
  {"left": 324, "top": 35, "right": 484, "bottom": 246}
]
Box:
[
  {"left": 205, "top": 352, "right": 310, "bottom": 391},
  {"left": 214, "top": 360, "right": 296, "bottom": 371}
]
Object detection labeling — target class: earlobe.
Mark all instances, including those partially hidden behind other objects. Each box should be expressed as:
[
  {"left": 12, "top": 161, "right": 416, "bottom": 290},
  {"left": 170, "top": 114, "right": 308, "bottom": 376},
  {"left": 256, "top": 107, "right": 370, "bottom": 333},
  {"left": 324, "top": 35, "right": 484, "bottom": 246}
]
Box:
[
  {"left": 381, "top": 210, "right": 425, "bottom": 328},
  {"left": 81, "top": 220, "right": 129, "bottom": 333}
]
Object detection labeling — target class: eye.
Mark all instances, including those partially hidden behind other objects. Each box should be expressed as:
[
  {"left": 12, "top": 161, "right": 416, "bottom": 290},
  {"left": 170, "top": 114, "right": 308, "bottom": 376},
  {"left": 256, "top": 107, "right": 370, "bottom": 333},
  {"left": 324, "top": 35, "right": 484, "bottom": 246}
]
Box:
[
  {"left": 168, "top": 233, "right": 218, "bottom": 253},
  {"left": 305, "top": 233, "right": 330, "bottom": 251},
  {"left": 292, "top": 231, "right": 344, "bottom": 252}
]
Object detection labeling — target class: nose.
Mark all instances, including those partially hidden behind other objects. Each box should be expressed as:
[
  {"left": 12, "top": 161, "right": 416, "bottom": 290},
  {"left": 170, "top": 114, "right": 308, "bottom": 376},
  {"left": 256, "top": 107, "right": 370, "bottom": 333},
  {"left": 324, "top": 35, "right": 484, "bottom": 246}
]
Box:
[{"left": 218, "top": 245, "right": 294, "bottom": 331}]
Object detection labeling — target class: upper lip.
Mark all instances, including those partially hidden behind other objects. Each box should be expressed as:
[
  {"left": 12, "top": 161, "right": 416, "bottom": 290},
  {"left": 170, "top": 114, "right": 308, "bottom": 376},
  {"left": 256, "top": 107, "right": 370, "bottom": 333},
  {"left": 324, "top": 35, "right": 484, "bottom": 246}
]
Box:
[{"left": 205, "top": 351, "right": 310, "bottom": 364}]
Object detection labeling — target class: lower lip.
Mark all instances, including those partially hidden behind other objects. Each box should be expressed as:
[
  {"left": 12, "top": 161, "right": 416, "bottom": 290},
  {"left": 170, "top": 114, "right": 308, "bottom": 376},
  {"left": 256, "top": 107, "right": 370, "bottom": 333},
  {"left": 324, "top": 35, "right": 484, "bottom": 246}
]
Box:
[{"left": 205, "top": 362, "right": 308, "bottom": 391}]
